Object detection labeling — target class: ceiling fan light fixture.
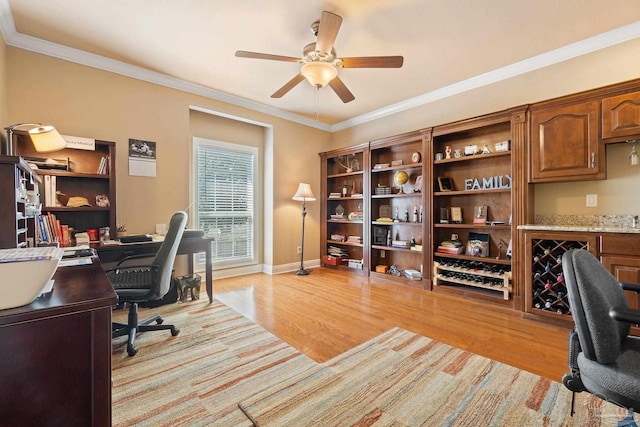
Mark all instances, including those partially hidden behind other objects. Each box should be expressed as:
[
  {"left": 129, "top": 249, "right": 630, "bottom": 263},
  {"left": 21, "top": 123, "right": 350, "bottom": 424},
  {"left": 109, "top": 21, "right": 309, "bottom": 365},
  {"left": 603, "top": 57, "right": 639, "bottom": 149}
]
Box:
[{"left": 301, "top": 61, "right": 337, "bottom": 87}]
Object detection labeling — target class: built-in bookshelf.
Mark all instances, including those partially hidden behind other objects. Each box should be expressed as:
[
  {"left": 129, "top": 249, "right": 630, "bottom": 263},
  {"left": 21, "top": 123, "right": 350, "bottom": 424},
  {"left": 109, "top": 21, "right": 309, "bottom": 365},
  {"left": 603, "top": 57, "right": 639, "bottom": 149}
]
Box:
[{"left": 319, "top": 144, "right": 369, "bottom": 275}]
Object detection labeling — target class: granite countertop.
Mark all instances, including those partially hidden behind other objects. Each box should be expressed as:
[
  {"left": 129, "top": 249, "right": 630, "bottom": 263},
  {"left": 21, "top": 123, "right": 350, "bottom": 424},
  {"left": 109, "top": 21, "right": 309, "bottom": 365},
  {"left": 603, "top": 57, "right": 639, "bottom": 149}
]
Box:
[{"left": 518, "top": 214, "right": 640, "bottom": 234}]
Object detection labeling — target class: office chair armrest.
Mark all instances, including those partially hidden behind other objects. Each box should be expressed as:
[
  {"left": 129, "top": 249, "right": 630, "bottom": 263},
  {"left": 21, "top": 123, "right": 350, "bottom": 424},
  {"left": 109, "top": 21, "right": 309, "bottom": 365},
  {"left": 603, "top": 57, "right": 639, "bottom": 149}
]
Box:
[
  {"left": 620, "top": 281, "right": 640, "bottom": 294},
  {"left": 115, "top": 253, "right": 155, "bottom": 267},
  {"left": 609, "top": 305, "right": 640, "bottom": 325}
]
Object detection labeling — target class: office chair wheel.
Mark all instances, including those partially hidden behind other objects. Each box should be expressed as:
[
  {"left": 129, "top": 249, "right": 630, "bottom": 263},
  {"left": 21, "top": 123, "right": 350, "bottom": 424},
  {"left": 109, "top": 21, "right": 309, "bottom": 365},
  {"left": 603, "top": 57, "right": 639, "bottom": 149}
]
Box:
[
  {"left": 127, "top": 344, "right": 139, "bottom": 357},
  {"left": 171, "top": 326, "right": 180, "bottom": 336},
  {"left": 156, "top": 317, "right": 164, "bottom": 325}
]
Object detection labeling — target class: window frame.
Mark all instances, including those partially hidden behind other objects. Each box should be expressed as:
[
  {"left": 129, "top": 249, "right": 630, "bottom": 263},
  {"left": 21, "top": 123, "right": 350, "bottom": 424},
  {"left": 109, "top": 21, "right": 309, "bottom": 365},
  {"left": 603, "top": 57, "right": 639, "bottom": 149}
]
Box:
[{"left": 192, "top": 137, "right": 259, "bottom": 269}]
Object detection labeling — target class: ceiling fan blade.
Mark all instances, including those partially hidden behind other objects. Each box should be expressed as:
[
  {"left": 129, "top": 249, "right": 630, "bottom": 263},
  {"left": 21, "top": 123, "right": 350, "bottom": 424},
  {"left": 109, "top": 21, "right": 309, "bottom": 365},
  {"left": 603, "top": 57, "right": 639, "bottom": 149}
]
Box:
[
  {"left": 316, "top": 11, "right": 342, "bottom": 55},
  {"left": 328, "top": 76, "right": 355, "bottom": 103},
  {"left": 235, "top": 50, "right": 299, "bottom": 63},
  {"left": 341, "top": 56, "right": 404, "bottom": 68},
  {"left": 271, "top": 74, "right": 306, "bottom": 98}
]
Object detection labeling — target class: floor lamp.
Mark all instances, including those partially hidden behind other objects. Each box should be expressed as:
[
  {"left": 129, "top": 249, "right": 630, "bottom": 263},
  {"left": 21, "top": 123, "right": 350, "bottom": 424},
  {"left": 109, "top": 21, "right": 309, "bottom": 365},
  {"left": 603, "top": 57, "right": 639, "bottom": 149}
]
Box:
[{"left": 292, "top": 183, "right": 316, "bottom": 276}]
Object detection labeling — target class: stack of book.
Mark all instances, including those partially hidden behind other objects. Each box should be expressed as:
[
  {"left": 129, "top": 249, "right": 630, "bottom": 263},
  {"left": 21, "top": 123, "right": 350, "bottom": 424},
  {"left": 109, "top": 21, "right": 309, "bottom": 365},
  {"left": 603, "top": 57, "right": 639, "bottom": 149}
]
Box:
[
  {"left": 347, "top": 235, "right": 362, "bottom": 244},
  {"left": 96, "top": 156, "right": 109, "bottom": 174},
  {"left": 392, "top": 240, "right": 410, "bottom": 249},
  {"left": 36, "top": 212, "right": 71, "bottom": 247},
  {"left": 437, "top": 239, "right": 464, "bottom": 254}
]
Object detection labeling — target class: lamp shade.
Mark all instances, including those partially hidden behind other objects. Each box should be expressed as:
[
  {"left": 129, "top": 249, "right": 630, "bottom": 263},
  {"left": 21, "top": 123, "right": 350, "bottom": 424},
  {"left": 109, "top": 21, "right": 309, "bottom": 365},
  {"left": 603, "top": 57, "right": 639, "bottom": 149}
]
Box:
[
  {"left": 301, "top": 61, "right": 338, "bottom": 87},
  {"left": 292, "top": 183, "right": 316, "bottom": 201},
  {"left": 28, "top": 126, "right": 67, "bottom": 152}
]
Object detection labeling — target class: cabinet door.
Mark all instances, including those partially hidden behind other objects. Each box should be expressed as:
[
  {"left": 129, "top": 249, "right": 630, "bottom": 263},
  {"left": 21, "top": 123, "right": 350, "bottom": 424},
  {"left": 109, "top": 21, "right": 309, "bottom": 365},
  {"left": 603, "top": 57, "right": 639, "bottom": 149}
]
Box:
[
  {"left": 602, "top": 91, "right": 640, "bottom": 141},
  {"left": 601, "top": 255, "right": 640, "bottom": 336},
  {"left": 530, "top": 100, "right": 604, "bottom": 182}
]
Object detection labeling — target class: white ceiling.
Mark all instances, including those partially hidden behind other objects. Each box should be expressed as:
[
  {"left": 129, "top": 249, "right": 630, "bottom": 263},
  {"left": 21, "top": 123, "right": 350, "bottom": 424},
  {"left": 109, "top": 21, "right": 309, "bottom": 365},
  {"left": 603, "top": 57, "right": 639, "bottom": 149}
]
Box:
[{"left": 3, "top": 0, "right": 640, "bottom": 131}]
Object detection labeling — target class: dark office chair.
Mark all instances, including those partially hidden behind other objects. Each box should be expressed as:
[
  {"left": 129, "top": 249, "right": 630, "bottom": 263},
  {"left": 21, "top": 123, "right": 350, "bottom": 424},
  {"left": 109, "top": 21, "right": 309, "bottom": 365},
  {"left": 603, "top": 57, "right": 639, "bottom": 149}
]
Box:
[
  {"left": 107, "top": 211, "right": 187, "bottom": 356},
  {"left": 561, "top": 249, "right": 640, "bottom": 424}
]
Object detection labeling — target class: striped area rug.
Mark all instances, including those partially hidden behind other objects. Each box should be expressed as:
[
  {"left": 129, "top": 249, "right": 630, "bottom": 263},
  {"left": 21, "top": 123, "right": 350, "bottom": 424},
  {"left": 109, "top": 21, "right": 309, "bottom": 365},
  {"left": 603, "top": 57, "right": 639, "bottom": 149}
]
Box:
[
  {"left": 111, "top": 299, "right": 318, "bottom": 426},
  {"left": 112, "top": 299, "right": 629, "bottom": 426},
  {"left": 239, "top": 327, "right": 628, "bottom": 426}
]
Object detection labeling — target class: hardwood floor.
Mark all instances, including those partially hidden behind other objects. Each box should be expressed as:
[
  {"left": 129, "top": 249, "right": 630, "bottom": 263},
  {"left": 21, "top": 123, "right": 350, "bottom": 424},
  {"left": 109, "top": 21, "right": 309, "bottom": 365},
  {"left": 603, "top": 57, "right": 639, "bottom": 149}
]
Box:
[{"left": 213, "top": 267, "right": 572, "bottom": 383}]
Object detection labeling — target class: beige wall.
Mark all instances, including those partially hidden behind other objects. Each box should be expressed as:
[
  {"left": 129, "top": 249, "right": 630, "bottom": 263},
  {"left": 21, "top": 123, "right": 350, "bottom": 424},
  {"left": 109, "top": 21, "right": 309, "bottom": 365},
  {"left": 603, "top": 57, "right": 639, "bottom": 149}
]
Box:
[
  {"left": 7, "top": 47, "right": 330, "bottom": 270},
  {"left": 5, "top": 36, "right": 640, "bottom": 271},
  {"left": 0, "top": 37, "right": 7, "bottom": 133},
  {"left": 330, "top": 37, "right": 640, "bottom": 217}
]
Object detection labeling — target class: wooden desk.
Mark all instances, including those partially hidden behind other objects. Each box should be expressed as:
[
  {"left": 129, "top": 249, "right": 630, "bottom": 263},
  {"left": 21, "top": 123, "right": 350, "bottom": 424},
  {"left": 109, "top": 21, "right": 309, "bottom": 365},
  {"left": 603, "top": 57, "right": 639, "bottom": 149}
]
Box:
[
  {"left": 96, "top": 237, "right": 214, "bottom": 303},
  {"left": 0, "top": 259, "right": 117, "bottom": 427}
]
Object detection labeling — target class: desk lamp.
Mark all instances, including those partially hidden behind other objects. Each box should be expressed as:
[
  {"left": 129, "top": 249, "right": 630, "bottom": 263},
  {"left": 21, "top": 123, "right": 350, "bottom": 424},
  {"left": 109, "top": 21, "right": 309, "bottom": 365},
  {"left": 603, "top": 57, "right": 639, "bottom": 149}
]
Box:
[
  {"left": 292, "top": 183, "right": 316, "bottom": 276},
  {"left": 4, "top": 123, "right": 67, "bottom": 155}
]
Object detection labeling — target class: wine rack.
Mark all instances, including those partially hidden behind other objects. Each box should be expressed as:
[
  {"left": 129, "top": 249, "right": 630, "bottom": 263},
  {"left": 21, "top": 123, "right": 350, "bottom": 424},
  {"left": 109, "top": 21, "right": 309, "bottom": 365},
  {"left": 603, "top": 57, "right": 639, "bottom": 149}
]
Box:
[
  {"left": 433, "top": 256, "right": 512, "bottom": 300},
  {"left": 528, "top": 237, "right": 591, "bottom": 316}
]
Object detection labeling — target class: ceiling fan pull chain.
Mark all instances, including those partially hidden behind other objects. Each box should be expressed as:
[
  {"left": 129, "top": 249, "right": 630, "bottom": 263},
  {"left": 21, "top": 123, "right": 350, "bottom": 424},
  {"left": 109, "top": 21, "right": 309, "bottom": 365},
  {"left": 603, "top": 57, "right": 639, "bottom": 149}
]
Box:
[{"left": 315, "top": 85, "right": 320, "bottom": 123}]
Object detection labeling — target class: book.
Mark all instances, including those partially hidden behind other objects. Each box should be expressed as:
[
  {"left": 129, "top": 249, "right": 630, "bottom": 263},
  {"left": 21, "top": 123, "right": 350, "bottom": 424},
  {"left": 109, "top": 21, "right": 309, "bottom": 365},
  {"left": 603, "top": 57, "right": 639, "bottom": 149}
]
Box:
[{"left": 437, "top": 246, "right": 464, "bottom": 254}]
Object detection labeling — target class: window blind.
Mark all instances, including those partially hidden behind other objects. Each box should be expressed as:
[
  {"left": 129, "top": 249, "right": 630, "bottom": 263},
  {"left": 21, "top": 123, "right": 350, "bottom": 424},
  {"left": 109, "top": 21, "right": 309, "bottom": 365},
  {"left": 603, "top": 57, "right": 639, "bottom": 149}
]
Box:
[{"left": 195, "top": 141, "right": 256, "bottom": 267}]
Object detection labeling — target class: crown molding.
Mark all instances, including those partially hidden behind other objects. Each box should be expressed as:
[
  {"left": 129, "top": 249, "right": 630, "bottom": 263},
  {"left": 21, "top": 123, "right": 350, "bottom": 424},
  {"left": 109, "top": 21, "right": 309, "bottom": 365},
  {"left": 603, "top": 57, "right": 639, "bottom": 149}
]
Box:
[
  {"left": 331, "top": 20, "right": 640, "bottom": 132},
  {"left": 1, "top": 1, "right": 639, "bottom": 133}
]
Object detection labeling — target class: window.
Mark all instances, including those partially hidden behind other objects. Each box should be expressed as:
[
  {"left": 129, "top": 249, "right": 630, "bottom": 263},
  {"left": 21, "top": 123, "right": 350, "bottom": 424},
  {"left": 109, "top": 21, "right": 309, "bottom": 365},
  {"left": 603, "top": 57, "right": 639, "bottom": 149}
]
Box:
[{"left": 193, "top": 138, "right": 258, "bottom": 268}]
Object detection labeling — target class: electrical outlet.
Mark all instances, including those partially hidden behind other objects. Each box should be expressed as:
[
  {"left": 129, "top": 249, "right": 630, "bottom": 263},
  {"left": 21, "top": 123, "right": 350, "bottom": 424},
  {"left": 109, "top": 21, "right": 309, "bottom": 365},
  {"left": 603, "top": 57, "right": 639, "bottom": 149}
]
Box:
[
  {"left": 586, "top": 194, "right": 598, "bottom": 207},
  {"left": 297, "top": 246, "right": 302, "bottom": 254}
]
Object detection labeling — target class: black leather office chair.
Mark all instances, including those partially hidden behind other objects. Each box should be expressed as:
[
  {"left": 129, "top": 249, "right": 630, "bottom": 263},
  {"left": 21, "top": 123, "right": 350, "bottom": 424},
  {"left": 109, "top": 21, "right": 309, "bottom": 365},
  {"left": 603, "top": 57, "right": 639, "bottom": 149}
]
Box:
[
  {"left": 108, "top": 211, "right": 187, "bottom": 356},
  {"left": 561, "top": 249, "right": 640, "bottom": 424}
]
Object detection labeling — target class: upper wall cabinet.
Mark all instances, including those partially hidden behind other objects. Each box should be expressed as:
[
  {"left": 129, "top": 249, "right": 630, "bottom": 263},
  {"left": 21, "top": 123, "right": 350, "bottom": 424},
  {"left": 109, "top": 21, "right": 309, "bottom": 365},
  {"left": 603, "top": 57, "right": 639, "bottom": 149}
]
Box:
[
  {"left": 602, "top": 91, "right": 640, "bottom": 142},
  {"left": 529, "top": 99, "right": 604, "bottom": 183}
]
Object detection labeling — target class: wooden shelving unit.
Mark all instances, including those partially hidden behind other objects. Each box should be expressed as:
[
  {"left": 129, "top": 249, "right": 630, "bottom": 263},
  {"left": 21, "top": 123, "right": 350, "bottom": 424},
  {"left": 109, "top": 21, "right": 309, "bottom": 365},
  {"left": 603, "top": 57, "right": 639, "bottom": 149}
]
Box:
[
  {"left": 428, "top": 108, "right": 527, "bottom": 306},
  {"left": 12, "top": 132, "right": 116, "bottom": 245},
  {"left": 368, "top": 130, "right": 428, "bottom": 287},
  {"left": 0, "top": 156, "right": 39, "bottom": 249},
  {"left": 319, "top": 144, "right": 369, "bottom": 275}
]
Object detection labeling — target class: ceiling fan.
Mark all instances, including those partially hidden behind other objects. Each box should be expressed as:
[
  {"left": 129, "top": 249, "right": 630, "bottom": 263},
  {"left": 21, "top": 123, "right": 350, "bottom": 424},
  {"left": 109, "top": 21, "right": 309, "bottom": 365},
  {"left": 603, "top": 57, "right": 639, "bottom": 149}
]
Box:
[{"left": 235, "top": 11, "right": 403, "bottom": 103}]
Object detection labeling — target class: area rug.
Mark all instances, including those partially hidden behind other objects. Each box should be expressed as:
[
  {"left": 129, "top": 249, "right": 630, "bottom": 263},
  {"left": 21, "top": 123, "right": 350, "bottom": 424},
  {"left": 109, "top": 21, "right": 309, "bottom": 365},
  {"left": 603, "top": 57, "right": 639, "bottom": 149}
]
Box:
[
  {"left": 111, "top": 299, "right": 318, "bottom": 426},
  {"left": 239, "top": 327, "right": 628, "bottom": 426},
  {"left": 112, "top": 299, "right": 629, "bottom": 426}
]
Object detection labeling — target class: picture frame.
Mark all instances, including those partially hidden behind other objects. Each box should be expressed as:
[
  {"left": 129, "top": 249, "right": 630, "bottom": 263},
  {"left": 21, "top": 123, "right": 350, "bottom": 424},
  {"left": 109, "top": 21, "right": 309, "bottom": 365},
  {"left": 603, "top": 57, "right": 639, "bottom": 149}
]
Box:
[
  {"left": 391, "top": 160, "right": 403, "bottom": 167},
  {"left": 379, "top": 204, "right": 391, "bottom": 219},
  {"left": 437, "top": 177, "right": 453, "bottom": 192},
  {"left": 413, "top": 175, "right": 423, "bottom": 193},
  {"left": 473, "top": 205, "right": 488, "bottom": 224},
  {"left": 439, "top": 207, "right": 449, "bottom": 224},
  {"left": 373, "top": 226, "right": 388, "bottom": 245},
  {"left": 450, "top": 206, "right": 463, "bottom": 223},
  {"left": 466, "top": 232, "right": 490, "bottom": 257}
]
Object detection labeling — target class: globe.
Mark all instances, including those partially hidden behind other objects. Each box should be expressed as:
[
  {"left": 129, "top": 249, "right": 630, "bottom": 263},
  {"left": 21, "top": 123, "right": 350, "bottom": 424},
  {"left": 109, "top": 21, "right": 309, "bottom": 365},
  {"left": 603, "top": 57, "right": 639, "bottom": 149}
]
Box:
[
  {"left": 393, "top": 171, "right": 409, "bottom": 194},
  {"left": 394, "top": 170, "right": 409, "bottom": 186}
]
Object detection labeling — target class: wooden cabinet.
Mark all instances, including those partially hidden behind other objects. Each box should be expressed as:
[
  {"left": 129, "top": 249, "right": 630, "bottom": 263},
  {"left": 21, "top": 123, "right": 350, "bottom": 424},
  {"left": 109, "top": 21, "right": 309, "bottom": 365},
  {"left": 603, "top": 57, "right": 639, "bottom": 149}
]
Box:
[
  {"left": 13, "top": 133, "right": 116, "bottom": 245},
  {"left": 529, "top": 99, "right": 604, "bottom": 182},
  {"left": 430, "top": 110, "right": 523, "bottom": 305},
  {"left": 602, "top": 91, "right": 640, "bottom": 141},
  {"left": 0, "top": 156, "right": 39, "bottom": 249},
  {"left": 368, "top": 131, "right": 427, "bottom": 286},
  {"left": 600, "top": 233, "right": 640, "bottom": 335},
  {"left": 522, "top": 230, "right": 598, "bottom": 324},
  {"left": 0, "top": 260, "right": 117, "bottom": 426},
  {"left": 319, "top": 144, "right": 369, "bottom": 275}
]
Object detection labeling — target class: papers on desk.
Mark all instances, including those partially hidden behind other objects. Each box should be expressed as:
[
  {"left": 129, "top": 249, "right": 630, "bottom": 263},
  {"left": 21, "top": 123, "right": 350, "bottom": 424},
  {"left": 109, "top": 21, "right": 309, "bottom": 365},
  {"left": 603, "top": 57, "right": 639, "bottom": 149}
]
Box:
[
  {"left": 59, "top": 258, "right": 93, "bottom": 267},
  {"left": 59, "top": 245, "right": 95, "bottom": 267}
]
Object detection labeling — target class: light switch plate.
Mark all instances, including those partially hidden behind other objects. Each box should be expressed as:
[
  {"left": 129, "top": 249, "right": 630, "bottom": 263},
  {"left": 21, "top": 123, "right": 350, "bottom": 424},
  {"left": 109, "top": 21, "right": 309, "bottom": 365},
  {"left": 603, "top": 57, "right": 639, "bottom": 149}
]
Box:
[{"left": 586, "top": 194, "right": 598, "bottom": 207}]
